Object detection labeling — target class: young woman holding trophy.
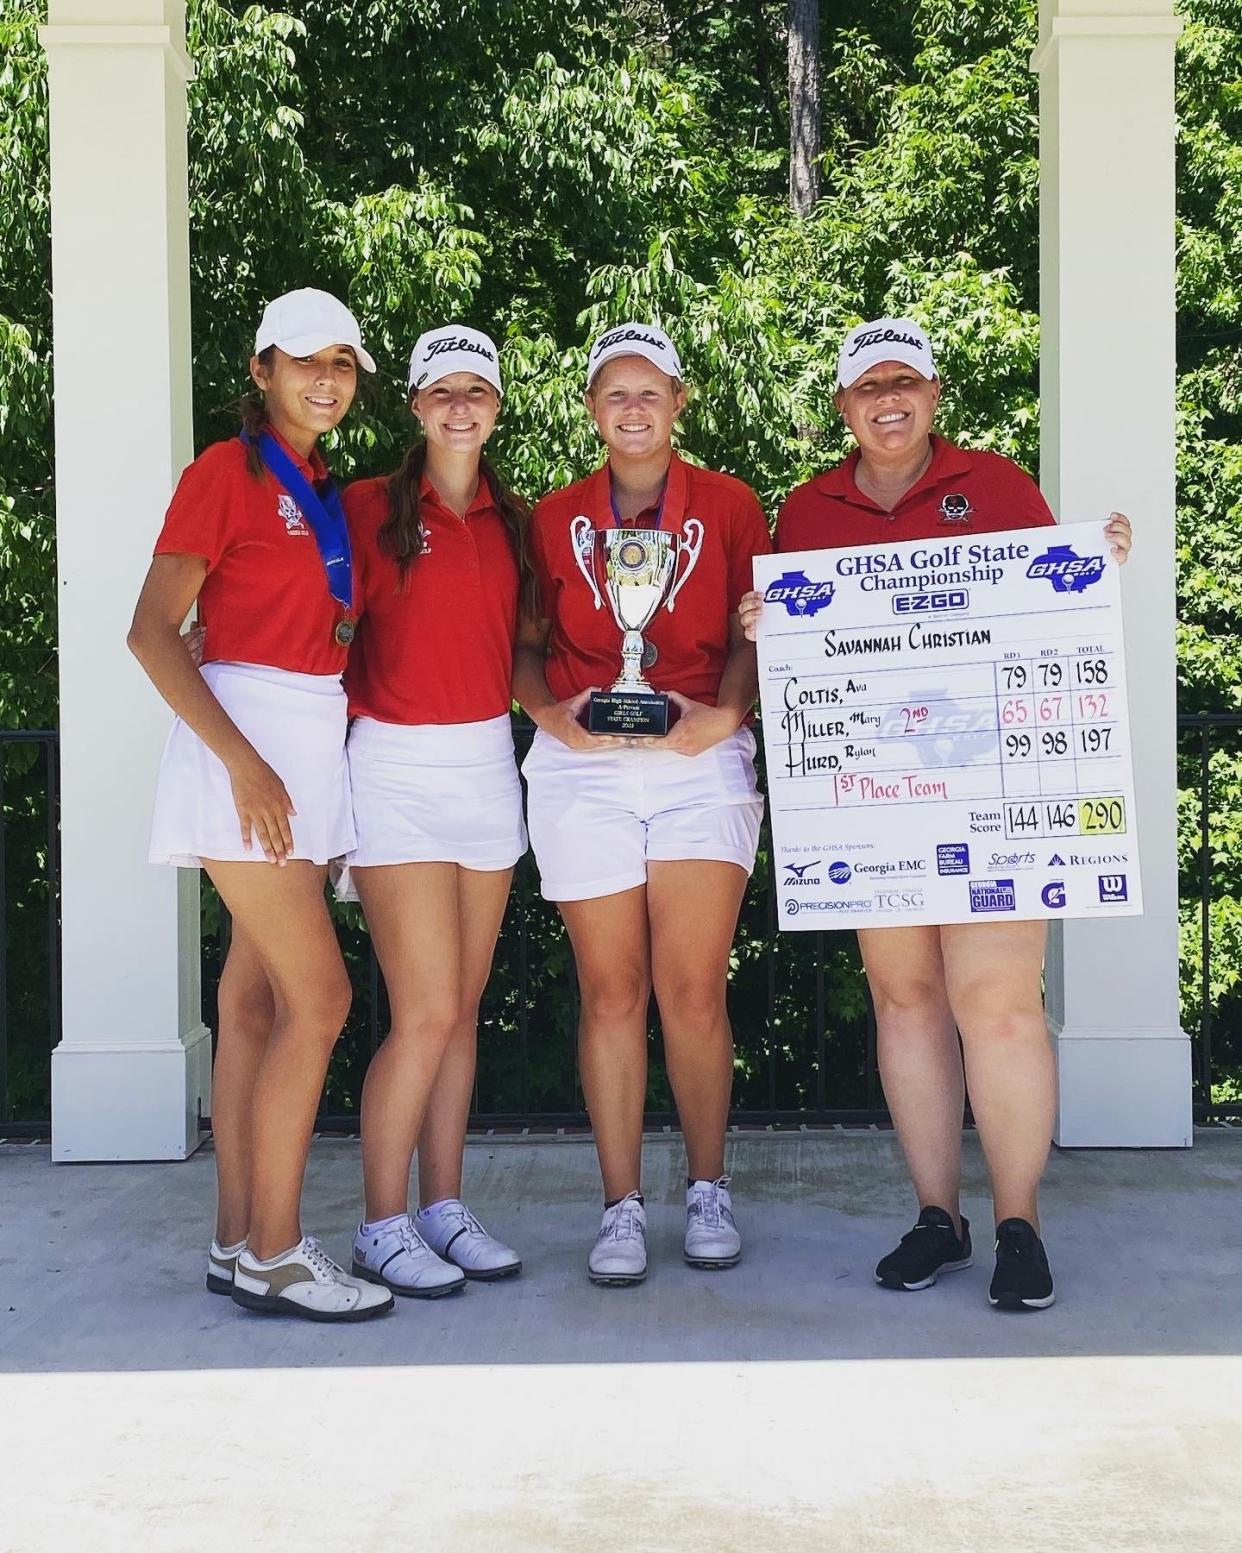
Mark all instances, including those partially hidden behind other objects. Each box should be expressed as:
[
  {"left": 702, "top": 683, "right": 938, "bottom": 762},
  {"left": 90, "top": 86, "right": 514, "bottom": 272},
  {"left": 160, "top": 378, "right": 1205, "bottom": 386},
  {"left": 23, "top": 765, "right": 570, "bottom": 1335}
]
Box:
[
  {"left": 740, "top": 317, "right": 1132, "bottom": 1311},
  {"left": 340, "top": 326, "right": 533, "bottom": 1298},
  {"left": 514, "top": 323, "right": 771, "bottom": 1285},
  {"left": 128, "top": 288, "right": 393, "bottom": 1323}
]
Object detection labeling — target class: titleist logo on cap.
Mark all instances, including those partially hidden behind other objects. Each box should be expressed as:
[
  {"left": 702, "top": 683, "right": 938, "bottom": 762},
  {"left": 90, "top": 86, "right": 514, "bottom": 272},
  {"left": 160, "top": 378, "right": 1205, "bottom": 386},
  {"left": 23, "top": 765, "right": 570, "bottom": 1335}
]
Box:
[
  {"left": 847, "top": 327, "right": 927, "bottom": 359},
  {"left": 422, "top": 334, "right": 497, "bottom": 363},
  {"left": 594, "top": 327, "right": 668, "bottom": 356}
]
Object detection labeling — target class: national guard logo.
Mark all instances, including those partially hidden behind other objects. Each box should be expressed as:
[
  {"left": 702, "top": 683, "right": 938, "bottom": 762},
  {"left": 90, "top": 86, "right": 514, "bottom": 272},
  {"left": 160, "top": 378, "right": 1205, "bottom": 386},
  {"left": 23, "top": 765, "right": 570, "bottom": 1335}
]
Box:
[
  {"left": 277, "top": 494, "right": 309, "bottom": 536},
  {"left": 939, "top": 493, "right": 973, "bottom": 524}
]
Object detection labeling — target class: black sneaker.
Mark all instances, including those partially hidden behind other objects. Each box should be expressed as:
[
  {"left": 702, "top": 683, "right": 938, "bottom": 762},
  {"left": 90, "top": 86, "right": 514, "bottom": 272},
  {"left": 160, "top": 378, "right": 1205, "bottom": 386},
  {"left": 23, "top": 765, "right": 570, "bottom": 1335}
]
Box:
[
  {"left": 875, "top": 1206, "right": 972, "bottom": 1291},
  {"left": 989, "top": 1218, "right": 1055, "bottom": 1311}
]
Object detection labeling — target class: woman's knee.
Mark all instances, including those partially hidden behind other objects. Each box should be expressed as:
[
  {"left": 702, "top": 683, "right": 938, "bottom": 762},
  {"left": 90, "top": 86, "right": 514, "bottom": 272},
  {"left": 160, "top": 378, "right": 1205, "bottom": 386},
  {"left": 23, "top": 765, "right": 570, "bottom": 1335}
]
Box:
[
  {"left": 284, "top": 966, "right": 353, "bottom": 1042},
  {"left": 869, "top": 972, "right": 949, "bottom": 1024},
  {"left": 652, "top": 969, "right": 727, "bottom": 1027},
  {"left": 577, "top": 966, "right": 651, "bottom": 1025},
  {"left": 386, "top": 989, "right": 463, "bottom": 1048}
]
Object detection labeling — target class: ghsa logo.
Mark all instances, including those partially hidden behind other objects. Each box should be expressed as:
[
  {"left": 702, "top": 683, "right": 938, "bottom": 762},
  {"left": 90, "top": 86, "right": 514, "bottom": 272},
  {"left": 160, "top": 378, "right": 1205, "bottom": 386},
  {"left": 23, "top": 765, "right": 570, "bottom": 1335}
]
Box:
[
  {"left": 764, "top": 571, "right": 835, "bottom": 618},
  {"left": 1026, "top": 545, "right": 1105, "bottom": 595},
  {"left": 277, "top": 494, "right": 310, "bottom": 537}
]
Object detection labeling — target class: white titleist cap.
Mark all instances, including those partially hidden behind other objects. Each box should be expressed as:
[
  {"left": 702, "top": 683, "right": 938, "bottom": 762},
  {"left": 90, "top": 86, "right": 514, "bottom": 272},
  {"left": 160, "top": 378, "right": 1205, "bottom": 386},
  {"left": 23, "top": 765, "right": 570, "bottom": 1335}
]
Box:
[
  {"left": 836, "top": 317, "right": 936, "bottom": 389},
  {"left": 586, "top": 322, "right": 683, "bottom": 388},
  {"left": 408, "top": 325, "right": 502, "bottom": 394},
  {"left": 254, "top": 288, "right": 376, "bottom": 374}
]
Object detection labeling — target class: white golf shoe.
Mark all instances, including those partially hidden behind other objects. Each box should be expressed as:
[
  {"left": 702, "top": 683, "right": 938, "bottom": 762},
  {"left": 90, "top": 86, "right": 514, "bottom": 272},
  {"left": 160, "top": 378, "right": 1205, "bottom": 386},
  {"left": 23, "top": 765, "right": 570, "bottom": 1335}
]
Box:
[
  {"left": 232, "top": 1236, "right": 394, "bottom": 1322},
  {"left": 588, "top": 1191, "right": 648, "bottom": 1286},
  {"left": 417, "top": 1199, "right": 522, "bottom": 1281},
  {"left": 684, "top": 1177, "right": 742, "bottom": 1268},
  {"left": 351, "top": 1214, "right": 466, "bottom": 1299}
]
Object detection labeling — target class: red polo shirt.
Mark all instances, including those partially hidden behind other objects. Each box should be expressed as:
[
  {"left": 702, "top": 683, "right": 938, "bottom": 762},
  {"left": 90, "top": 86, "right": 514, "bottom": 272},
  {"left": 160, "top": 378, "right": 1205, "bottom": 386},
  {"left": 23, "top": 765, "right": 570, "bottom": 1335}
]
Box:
[
  {"left": 343, "top": 474, "right": 519, "bottom": 726},
  {"left": 777, "top": 436, "right": 1055, "bottom": 551},
  {"left": 153, "top": 431, "right": 353, "bottom": 675},
  {"left": 530, "top": 453, "right": 771, "bottom": 705}
]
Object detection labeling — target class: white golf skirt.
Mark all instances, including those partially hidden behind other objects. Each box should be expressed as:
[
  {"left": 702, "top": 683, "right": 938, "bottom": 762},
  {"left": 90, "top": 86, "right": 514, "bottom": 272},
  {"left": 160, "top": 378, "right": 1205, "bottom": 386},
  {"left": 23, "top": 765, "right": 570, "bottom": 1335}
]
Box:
[
  {"left": 522, "top": 725, "right": 765, "bottom": 902},
  {"left": 148, "top": 661, "right": 354, "bottom": 868},
  {"left": 335, "top": 713, "right": 527, "bottom": 899}
]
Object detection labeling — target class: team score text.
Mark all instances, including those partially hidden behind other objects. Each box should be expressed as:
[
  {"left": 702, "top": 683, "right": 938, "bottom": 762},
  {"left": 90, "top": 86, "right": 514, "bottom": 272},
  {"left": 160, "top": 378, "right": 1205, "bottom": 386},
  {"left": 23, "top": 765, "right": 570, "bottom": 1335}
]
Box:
[
  {"left": 1077, "top": 692, "right": 1110, "bottom": 720},
  {"left": 1073, "top": 656, "right": 1110, "bottom": 687},
  {"left": 1079, "top": 796, "right": 1126, "bottom": 835},
  {"left": 1078, "top": 725, "right": 1112, "bottom": 755}
]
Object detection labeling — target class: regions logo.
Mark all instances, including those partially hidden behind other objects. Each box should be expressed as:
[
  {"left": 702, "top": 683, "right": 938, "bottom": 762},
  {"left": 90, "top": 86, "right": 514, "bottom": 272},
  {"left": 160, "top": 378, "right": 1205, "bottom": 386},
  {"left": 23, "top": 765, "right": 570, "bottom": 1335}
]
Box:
[
  {"left": 828, "top": 861, "right": 852, "bottom": 884},
  {"left": 784, "top": 860, "right": 821, "bottom": 886},
  {"left": 1041, "top": 881, "right": 1067, "bottom": 909},
  {"left": 1048, "top": 853, "right": 1067, "bottom": 868},
  {"left": 277, "top": 494, "right": 309, "bottom": 536},
  {"left": 892, "top": 590, "right": 970, "bottom": 616},
  {"left": 937, "top": 843, "right": 970, "bottom": 876},
  {"left": 1026, "top": 545, "right": 1106, "bottom": 595},
  {"left": 1098, "top": 873, "right": 1128, "bottom": 904},
  {"left": 969, "top": 878, "right": 1016, "bottom": 913},
  {"left": 764, "top": 571, "right": 835, "bottom": 617}
]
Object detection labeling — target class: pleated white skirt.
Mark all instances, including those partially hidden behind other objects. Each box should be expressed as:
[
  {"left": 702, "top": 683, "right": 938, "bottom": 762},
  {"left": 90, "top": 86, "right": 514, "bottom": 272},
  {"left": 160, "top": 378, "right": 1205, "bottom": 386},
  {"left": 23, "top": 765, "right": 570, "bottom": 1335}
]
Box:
[
  {"left": 335, "top": 713, "right": 527, "bottom": 898},
  {"left": 148, "top": 661, "right": 354, "bottom": 867}
]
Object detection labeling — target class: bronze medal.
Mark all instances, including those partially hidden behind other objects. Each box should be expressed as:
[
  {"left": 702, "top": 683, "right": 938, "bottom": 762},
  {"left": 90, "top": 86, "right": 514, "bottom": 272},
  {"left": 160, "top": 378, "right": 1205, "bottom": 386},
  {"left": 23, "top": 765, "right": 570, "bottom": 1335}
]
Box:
[{"left": 334, "top": 617, "right": 356, "bottom": 647}]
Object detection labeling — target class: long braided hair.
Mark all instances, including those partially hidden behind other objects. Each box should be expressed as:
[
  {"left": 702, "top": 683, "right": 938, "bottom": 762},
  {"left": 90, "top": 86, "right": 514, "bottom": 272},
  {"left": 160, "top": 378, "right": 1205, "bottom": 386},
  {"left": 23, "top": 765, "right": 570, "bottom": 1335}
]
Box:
[
  {"left": 237, "top": 345, "right": 278, "bottom": 479},
  {"left": 378, "top": 428, "right": 537, "bottom": 617}
]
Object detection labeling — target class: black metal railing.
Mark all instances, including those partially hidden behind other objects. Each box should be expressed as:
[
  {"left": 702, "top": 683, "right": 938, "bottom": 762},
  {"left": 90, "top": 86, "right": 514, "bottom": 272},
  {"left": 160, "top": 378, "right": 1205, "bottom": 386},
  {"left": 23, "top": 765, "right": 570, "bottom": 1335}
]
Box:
[
  {"left": 0, "top": 731, "right": 59, "bottom": 1137},
  {"left": 5, "top": 716, "right": 1242, "bottom": 1134}
]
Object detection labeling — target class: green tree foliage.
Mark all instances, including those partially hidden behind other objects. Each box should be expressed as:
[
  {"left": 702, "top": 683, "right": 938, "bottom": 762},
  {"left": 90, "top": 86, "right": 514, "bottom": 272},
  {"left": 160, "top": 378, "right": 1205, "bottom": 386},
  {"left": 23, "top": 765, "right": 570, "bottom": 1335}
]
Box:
[{"left": 3, "top": 0, "right": 1242, "bottom": 1115}]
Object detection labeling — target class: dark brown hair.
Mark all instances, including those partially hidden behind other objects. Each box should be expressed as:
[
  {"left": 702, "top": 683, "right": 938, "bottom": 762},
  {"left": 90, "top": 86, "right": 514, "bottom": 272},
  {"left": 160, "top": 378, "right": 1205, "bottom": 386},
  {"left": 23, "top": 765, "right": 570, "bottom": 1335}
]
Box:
[
  {"left": 237, "top": 345, "right": 277, "bottom": 479},
  {"left": 379, "top": 437, "right": 538, "bottom": 617}
]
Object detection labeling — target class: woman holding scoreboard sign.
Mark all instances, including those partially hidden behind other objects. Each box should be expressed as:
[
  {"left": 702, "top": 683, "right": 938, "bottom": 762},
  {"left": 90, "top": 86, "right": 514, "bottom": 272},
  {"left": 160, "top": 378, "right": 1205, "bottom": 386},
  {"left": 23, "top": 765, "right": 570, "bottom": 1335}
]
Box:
[{"left": 740, "top": 318, "right": 1131, "bottom": 1312}]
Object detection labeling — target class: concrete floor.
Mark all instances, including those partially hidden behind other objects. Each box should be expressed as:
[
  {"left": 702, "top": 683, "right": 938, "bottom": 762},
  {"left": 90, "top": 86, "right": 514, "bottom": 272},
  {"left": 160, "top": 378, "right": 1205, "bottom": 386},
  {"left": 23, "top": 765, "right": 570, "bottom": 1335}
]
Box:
[{"left": 2, "top": 1128, "right": 1241, "bottom": 1550}]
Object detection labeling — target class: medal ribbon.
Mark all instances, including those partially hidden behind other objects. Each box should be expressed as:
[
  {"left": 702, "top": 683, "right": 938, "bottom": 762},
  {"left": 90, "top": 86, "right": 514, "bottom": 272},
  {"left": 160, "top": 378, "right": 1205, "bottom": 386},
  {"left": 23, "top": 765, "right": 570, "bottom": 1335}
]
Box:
[
  {"left": 242, "top": 430, "right": 353, "bottom": 615},
  {"left": 609, "top": 469, "right": 668, "bottom": 530}
]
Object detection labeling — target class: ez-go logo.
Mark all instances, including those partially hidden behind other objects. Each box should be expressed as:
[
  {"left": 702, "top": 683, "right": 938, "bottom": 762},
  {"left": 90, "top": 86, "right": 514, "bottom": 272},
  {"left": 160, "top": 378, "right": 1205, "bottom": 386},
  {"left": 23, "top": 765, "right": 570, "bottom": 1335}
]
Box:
[{"left": 892, "top": 589, "right": 969, "bottom": 616}]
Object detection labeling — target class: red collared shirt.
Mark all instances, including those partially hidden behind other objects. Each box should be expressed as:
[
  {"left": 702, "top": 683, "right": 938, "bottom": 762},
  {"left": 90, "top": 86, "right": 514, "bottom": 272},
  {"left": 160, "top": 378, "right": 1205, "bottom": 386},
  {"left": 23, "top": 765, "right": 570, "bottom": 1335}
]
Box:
[
  {"left": 530, "top": 452, "right": 772, "bottom": 705},
  {"left": 153, "top": 430, "right": 354, "bottom": 675},
  {"left": 342, "top": 473, "right": 519, "bottom": 726},
  {"left": 776, "top": 436, "right": 1055, "bottom": 552}
]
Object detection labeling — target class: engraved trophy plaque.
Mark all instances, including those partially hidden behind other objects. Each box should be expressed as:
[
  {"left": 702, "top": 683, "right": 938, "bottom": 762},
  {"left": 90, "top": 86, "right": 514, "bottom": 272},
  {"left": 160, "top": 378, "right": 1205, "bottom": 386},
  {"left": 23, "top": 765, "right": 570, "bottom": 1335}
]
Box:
[{"left": 570, "top": 516, "right": 704, "bottom": 736}]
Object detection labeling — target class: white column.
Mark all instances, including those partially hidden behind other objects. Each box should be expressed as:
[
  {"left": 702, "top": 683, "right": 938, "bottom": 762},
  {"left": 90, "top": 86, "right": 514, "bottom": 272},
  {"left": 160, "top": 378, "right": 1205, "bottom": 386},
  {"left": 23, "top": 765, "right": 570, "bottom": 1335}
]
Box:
[
  {"left": 1033, "top": 0, "right": 1191, "bottom": 1146},
  {"left": 42, "top": 1, "right": 208, "bottom": 1160}
]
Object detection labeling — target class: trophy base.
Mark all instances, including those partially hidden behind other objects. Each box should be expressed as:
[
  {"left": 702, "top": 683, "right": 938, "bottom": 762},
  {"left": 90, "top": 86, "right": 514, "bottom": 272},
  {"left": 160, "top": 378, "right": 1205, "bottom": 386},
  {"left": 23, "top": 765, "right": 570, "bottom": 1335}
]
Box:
[{"left": 587, "top": 690, "right": 670, "bottom": 738}]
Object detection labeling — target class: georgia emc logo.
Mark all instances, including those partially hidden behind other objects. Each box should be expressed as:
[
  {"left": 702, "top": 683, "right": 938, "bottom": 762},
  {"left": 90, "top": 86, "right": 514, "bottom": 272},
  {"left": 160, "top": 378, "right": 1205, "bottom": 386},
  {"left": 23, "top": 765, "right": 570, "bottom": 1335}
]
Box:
[
  {"left": 1098, "top": 873, "right": 1129, "bottom": 904},
  {"left": 784, "top": 860, "right": 821, "bottom": 886},
  {"left": 1041, "top": 881, "right": 1067, "bottom": 909},
  {"left": 828, "top": 861, "right": 852, "bottom": 884},
  {"left": 764, "top": 571, "right": 835, "bottom": 617},
  {"left": 1026, "top": 544, "right": 1106, "bottom": 595}
]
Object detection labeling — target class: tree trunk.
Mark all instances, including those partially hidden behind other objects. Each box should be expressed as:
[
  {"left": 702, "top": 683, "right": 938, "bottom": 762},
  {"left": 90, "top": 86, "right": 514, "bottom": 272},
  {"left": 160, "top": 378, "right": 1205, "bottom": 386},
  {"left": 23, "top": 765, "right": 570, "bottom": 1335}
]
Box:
[{"left": 788, "top": 0, "right": 821, "bottom": 215}]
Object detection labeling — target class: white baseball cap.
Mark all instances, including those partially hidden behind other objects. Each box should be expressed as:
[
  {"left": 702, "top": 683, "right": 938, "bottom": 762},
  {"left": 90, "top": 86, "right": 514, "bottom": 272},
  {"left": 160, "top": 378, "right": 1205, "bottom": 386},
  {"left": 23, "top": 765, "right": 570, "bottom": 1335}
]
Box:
[
  {"left": 254, "top": 288, "right": 376, "bottom": 374},
  {"left": 836, "top": 317, "right": 937, "bottom": 389},
  {"left": 586, "top": 322, "right": 683, "bottom": 389},
  {"left": 408, "top": 325, "right": 502, "bottom": 395}
]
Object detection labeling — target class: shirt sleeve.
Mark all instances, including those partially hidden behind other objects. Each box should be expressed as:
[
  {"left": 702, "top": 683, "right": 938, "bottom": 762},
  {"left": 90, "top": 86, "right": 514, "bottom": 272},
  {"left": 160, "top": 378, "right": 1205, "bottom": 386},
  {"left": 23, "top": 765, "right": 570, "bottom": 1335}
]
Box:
[
  {"left": 152, "top": 443, "right": 239, "bottom": 570},
  {"left": 726, "top": 488, "right": 773, "bottom": 612}
]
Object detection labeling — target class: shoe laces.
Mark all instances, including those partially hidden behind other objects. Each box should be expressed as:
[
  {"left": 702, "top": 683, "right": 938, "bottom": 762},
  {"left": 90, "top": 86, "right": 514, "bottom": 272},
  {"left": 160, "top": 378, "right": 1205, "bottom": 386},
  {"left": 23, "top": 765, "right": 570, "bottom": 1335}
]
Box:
[
  {"left": 601, "top": 1193, "right": 645, "bottom": 1243},
  {"left": 688, "top": 1176, "right": 731, "bottom": 1228},
  {"left": 995, "top": 1222, "right": 1037, "bottom": 1261},
  {"left": 396, "top": 1218, "right": 434, "bottom": 1258},
  {"left": 302, "top": 1236, "right": 350, "bottom": 1284},
  {"left": 438, "top": 1201, "right": 486, "bottom": 1238}
]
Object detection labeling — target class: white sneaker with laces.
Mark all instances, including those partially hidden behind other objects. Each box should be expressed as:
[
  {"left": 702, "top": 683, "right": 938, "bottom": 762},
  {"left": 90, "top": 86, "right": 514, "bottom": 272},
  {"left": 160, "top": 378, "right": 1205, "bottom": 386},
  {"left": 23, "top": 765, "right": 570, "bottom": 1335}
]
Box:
[
  {"left": 352, "top": 1215, "right": 466, "bottom": 1299},
  {"left": 417, "top": 1199, "right": 522, "bottom": 1281},
  {"left": 685, "top": 1177, "right": 742, "bottom": 1268},
  {"left": 232, "top": 1236, "right": 394, "bottom": 1322},
  {"left": 207, "top": 1237, "right": 244, "bottom": 1296},
  {"left": 588, "top": 1191, "right": 647, "bottom": 1286}
]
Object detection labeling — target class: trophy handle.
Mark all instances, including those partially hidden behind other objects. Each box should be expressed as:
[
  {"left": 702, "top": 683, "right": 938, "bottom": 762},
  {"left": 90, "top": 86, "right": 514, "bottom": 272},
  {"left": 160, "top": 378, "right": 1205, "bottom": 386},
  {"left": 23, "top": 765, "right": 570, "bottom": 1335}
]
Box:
[
  {"left": 570, "top": 515, "right": 604, "bottom": 611},
  {"left": 665, "top": 518, "right": 704, "bottom": 612}
]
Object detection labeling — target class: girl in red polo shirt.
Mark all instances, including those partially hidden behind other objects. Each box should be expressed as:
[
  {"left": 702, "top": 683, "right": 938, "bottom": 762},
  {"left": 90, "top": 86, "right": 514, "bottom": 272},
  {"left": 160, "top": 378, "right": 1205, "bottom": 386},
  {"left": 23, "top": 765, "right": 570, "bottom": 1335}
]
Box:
[
  {"left": 341, "top": 327, "right": 530, "bottom": 1298},
  {"left": 128, "top": 288, "right": 392, "bottom": 1323},
  {"left": 742, "top": 317, "right": 1132, "bottom": 1312},
  {"left": 514, "top": 322, "right": 771, "bottom": 1286}
]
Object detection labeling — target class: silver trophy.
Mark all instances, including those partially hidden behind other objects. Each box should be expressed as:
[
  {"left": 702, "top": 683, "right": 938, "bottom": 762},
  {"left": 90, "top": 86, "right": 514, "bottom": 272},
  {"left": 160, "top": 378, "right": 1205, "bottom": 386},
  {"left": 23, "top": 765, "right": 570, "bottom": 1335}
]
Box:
[{"left": 570, "top": 515, "right": 704, "bottom": 736}]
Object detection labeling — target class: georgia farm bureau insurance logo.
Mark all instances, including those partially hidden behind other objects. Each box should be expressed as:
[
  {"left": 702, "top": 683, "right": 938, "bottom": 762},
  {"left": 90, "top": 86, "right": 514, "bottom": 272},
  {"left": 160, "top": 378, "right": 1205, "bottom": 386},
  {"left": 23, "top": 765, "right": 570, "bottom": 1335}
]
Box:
[
  {"left": 1026, "top": 545, "right": 1105, "bottom": 595},
  {"left": 764, "top": 571, "right": 835, "bottom": 617}
]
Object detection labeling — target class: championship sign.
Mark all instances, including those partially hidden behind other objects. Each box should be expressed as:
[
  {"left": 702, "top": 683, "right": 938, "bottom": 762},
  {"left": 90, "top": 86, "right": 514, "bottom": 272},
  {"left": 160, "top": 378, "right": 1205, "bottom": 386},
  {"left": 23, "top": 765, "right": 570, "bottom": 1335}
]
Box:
[{"left": 753, "top": 522, "right": 1142, "bottom": 930}]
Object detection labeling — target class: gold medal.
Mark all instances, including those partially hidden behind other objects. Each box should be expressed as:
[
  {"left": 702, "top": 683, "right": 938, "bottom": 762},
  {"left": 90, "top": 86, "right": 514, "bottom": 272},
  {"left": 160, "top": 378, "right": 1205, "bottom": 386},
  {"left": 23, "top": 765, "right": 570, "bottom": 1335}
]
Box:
[{"left": 334, "top": 617, "right": 356, "bottom": 647}]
